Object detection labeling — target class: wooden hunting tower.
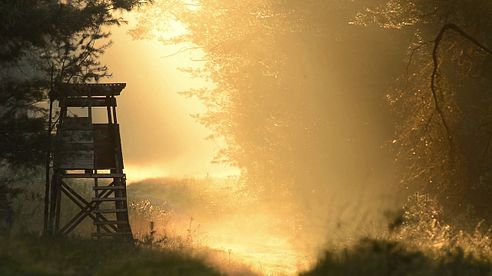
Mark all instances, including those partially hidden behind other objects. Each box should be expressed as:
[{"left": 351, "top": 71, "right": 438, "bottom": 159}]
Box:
[{"left": 45, "top": 83, "right": 132, "bottom": 240}]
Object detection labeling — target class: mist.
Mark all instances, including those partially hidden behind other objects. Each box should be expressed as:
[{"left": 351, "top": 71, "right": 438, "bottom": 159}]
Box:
[
  {"left": 3, "top": 0, "right": 492, "bottom": 275},
  {"left": 121, "top": 1, "right": 414, "bottom": 272},
  {"left": 98, "top": 19, "right": 237, "bottom": 181}
]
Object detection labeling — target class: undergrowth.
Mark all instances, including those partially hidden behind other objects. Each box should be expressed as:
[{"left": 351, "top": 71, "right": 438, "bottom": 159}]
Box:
[
  {"left": 303, "top": 193, "right": 492, "bottom": 275},
  {"left": 0, "top": 234, "right": 220, "bottom": 276},
  {"left": 3, "top": 177, "right": 492, "bottom": 276},
  {"left": 302, "top": 238, "right": 491, "bottom": 276}
]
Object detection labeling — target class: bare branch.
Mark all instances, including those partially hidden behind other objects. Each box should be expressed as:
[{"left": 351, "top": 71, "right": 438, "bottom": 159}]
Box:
[
  {"left": 161, "top": 46, "right": 202, "bottom": 58},
  {"left": 431, "top": 25, "right": 453, "bottom": 154},
  {"left": 406, "top": 41, "right": 432, "bottom": 75},
  {"left": 430, "top": 23, "right": 492, "bottom": 158}
]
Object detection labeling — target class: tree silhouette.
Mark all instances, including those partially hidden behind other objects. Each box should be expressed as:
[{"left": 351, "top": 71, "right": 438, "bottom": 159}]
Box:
[
  {"left": 357, "top": 0, "right": 492, "bottom": 220},
  {"left": 0, "top": 0, "right": 145, "bottom": 228}
]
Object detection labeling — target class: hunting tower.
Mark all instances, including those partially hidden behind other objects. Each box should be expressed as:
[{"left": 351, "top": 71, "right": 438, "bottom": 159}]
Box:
[{"left": 45, "top": 83, "right": 132, "bottom": 240}]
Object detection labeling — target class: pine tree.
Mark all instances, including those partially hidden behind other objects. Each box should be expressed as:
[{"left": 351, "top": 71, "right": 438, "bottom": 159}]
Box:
[{"left": 0, "top": 0, "right": 146, "bottom": 229}]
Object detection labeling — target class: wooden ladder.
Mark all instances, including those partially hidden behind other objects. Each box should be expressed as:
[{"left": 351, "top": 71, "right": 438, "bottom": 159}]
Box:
[{"left": 92, "top": 173, "right": 133, "bottom": 239}]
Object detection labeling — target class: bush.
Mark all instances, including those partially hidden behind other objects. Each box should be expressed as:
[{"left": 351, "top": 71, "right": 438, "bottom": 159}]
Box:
[
  {"left": 302, "top": 238, "right": 492, "bottom": 276},
  {"left": 0, "top": 234, "right": 220, "bottom": 276}
]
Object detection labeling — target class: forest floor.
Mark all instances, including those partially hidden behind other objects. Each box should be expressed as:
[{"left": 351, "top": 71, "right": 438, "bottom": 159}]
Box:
[
  {"left": 2, "top": 178, "right": 492, "bottom": 275},
  {"left": 2, "top": 233, "right": 492, "bottom": 276},
  {"left": 127, "top": 178, "right": 492, "bottom": 275},
  {"left": 0, "top": 234, "right": 220, "bottom": 275}
]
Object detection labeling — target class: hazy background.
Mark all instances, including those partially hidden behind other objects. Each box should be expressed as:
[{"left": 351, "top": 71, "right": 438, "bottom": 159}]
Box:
[
  {"left": 98, "top": 19, "right": 238, "bottom": 182},
  {"left": 96, "top": 3, "right": 412, "bottom": 273},
  {"left": 4, "top": 1, "right": 492, "bottom": 275},
  {"left": 65, "top": 1, "right": 429, "bottom": 273}
]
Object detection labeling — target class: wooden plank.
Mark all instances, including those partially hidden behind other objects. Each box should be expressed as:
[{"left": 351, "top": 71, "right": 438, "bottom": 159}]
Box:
[
  {"left": 58, "top": 130, "right": 93, "bottom": 144},
  {"left": 61, "top": 173, "right": 124, "bottom": 179},
  {"left": 56, "top": 150, "right": 94, "bottom": 160},
  {"left": 93, "top": 124, "right": 117, "bottom": 169},
  {"left": 93, "top": 124, "right": 114, "bottom": 140},
  {"left": 94, "top": 150, "right": 115, "bottom": 169},
  {"left": 59, "top": 117, "right": 92, "bottom": 130},
  {"left": 57, "top": 150, "right": 94, "bottom": 169},
  {"left": 58, "top": 160, "right": 94, "bottom": 169},
  {"left": 92, "top": 197, "right": 127, "bottom": 202},
  {"left": 61, "top": 97, "right": 116, "bottom": 107},
  {"left": 58, "top": 143, "right": 93, "bottom": 151},
  {"left": 96, "top": 124, "right": 125, "bottom": 170},
  {"left": 94, "top": 209, "right": 127, "bottom": 213},
  {"left": 94, "top": 220, "right": 128, "bottom": 225},
  {"left": 113, "top": 125, "right": 124, "bottom": 170},
  {"left": 93, "top": 186, "right": 125, "bottom": 190},
  {"left": 56, "top": 83, "right": 126, "bottom": 97}
]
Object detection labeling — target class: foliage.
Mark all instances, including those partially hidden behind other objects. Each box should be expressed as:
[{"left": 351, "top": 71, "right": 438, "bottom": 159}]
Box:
[
  {"left": 389, "top": 193, "right": 492, "bottom": 261},
  {"left": 0, "top": 0, "right": 146, "bottom": 166},
  {"left": 0, "top": 178, "right": 259, "bottom": 275},
  {"left": 133, "top": 0, "right": 410, "bottom": 242},
  {"left": 303, "top": 193, "right": 492, "bottom": 275},
  {"left": 0, "top": 181, "right": 22, "bottom": 232},
  {"left": 133, "top": 0, "right": 492, "bottom": 225},
  {"left": 302, "top": 238, "right": 492, "bottom": 276},
  {"left": 127, "top": 177, "right": 247, "bottom": 242},
  {"left": 5, "top": 177, "right": 492, "bottom": 275},
  {"left": 0, "top": 0, "right": 146, "bottom": 227},
  {"left": 129, "top": 199, "right": 172, "bottom": 242},
  {"left": 0, "top": 234, "right": 220, "bottom": 276},
  {"left": 355, "top": 0, "right": 492, "bottom": 219}
]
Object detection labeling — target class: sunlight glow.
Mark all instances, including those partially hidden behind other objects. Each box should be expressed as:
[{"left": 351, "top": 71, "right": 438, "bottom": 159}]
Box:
[
  {"left": 125, "top": 165, "right": 168, "bottom": 183},
  {"left": 100, "top": 12, "right": 239, "bottom": 182}
]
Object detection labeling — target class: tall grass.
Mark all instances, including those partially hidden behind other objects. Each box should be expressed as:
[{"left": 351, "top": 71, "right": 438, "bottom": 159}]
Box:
[
  {"left": 0, "top": 234, "right": 221, "bottom": 276},
  {"left": 3, "top": 175, "right": 492, "bottom": 275},
  {"left": 302, "top": 238, "right": 491, "bottom": 276},
  {"left": 302, "top": 194, "right": 492, "bottom": 275}
]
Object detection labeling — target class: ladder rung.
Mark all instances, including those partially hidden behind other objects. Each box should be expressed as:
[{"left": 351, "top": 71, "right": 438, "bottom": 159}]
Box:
[
  {"left": 94, "top": 220, "right": 129, "bottom": 225},
  {"left": 91, "top": 232, "right": 132, "bottom": 237},
  {"left": 94, "top": 209, "right": 127, "bottom": 213},
  {"left": 93, "top": 186, "right": 125, "bottom": 190},
  {"left": 92, "top": 197, "right": 127, "bottom": 202}
]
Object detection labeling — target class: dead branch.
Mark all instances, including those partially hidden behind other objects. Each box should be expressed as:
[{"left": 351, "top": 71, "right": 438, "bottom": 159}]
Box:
[
  {"left": 430, "top": 23, "right": 492, "bottom": 157},
  {"left": 407, "top": 41, "right": 432, "bottom": 76}
]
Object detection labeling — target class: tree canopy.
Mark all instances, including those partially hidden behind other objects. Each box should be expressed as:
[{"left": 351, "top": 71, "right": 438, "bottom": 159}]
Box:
[
  {"left": 134, "top": 0, "right": 492, "bottom": 234},
  {"left": 357, "top": 0, "right": 492, "bottom": 220},
  {"left": 1, "top": 0, "right": 146, "bottom": 166},
  {"left": 134, "top": 0, "right": 413, "bottom": 242}
]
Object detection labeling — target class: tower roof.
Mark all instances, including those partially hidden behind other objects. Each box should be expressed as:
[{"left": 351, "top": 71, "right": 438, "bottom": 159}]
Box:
[{"left": 54, "top": 83, "right": 126, "bottom": 98}]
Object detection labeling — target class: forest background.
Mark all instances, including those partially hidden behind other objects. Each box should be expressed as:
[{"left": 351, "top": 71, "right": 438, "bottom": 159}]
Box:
[{"left": 3, "top": 0, "right": 492, "bottom": 275}]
